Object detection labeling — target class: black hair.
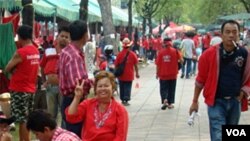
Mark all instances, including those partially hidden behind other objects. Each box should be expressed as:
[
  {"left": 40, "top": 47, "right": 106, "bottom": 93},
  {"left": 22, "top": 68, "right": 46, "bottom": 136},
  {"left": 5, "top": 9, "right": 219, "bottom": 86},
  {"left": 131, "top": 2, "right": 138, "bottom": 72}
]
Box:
[
  {"left": 17, "top": 25, "right": 32, "bottom": 40},
  {"left": 58, "top": 26, "right": 69, "bottom": 34},
  {"left": 26, "top": 109, "right": 57, "bottom": 132},
  {"left": 163, "top": 37, "right": 172, "bottom": 42},
  {"left": 221, "top": 20, "right": 240, "bottom": 33},
  {"left": 69, "top": 20, "right": 88, "bottom": 41}
]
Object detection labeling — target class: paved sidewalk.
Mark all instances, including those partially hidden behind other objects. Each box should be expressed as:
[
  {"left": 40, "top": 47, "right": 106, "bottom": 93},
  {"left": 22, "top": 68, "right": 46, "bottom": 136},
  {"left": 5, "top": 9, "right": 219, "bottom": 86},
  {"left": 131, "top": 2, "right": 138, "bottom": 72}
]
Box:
[{"left": 117, "top": 63, "right": 250, "bottom": 141}]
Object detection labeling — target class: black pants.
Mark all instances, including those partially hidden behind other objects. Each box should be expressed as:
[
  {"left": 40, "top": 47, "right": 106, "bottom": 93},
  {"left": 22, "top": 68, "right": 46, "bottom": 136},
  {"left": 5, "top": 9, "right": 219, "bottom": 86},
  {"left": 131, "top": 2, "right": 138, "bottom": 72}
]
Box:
[
  {"left": 159, "top": 79, "right": 176, "bottom": 104},
  {"left": 119, "top": 80, "right": 132, "bottom": 102},
  {"left": 61, "top": 95, "right": 83, "bottom": 138}
]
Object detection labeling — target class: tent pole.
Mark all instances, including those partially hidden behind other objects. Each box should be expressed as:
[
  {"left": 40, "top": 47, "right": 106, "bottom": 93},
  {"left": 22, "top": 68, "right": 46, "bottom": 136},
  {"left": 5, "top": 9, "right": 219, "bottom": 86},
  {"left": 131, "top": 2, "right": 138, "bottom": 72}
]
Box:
[
  {"left": 0, "top": 8, "right": 2, "bottom": 24},
  {"left": 53, "top": 10, "right": 57, "bottom": 40}
]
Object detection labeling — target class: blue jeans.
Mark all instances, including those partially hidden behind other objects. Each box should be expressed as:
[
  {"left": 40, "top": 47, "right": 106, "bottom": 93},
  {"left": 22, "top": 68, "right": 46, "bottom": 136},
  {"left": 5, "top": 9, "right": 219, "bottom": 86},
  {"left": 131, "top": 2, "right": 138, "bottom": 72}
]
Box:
[
  {"left": 46, "top": 85, "right": 62, "bottom": 120},
  {"left": 159, "top": 79, "right": 176, "bottom": 104},
  {"left": 191, "top": 59, "right": 197, "bottom": 75},
  {"left": 207, "top": 98, "right": 241, "bottom": 141},
  {"left": 181, "top": 57, "right": 192, "bottom": 78},
  {"left": 119, "top": 80, "right": 132, "bottom": 102}
]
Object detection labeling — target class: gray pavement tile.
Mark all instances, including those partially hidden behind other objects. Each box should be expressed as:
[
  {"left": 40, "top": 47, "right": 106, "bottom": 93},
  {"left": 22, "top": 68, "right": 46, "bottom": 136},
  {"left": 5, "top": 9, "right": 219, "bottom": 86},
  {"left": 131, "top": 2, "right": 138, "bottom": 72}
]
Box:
[{"left": 125, "top": 63, "right": 250, "bottom": 141}]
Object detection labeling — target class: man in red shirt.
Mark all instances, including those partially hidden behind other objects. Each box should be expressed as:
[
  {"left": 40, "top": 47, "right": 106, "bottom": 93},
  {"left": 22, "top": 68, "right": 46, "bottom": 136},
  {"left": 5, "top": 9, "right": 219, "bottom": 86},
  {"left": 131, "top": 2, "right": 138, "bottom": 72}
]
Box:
[
  {"left": 115, "top": 38, "right": 140, "bottom": 106},
  {"left": 40, "top": 26, "right": 70, "bottom": 127},
  {"left": 155, "top": 38, "right": 183, "bottom": 110},
  {"left": 58, "top": 20, "right": 92, "bottom": 138},
  {"left": 5, "top": 25, "right": 40, "bottom": 141}
]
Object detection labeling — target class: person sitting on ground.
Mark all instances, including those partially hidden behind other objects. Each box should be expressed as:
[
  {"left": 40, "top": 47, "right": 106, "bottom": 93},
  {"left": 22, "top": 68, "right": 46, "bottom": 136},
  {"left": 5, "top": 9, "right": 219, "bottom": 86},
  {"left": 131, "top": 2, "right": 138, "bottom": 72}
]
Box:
[
  {"left": 26, "top": 109, "right": 81, "bottom": 141},
  {"left": 65, "top": 71, "right": 129, "bottom": 141},
  {"left": 0, "top": 111, "right": 15, "bottom": 141}
]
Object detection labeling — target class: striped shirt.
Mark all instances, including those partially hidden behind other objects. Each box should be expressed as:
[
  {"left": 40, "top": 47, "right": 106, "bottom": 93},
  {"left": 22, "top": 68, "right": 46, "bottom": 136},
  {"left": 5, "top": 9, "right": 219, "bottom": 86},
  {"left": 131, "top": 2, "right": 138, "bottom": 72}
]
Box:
[
  {"left": 52, "top": 127, "right": 81, "bottom": 141},
  {"left": 58, "top": 43, "right": 92, "bottom": 96}
]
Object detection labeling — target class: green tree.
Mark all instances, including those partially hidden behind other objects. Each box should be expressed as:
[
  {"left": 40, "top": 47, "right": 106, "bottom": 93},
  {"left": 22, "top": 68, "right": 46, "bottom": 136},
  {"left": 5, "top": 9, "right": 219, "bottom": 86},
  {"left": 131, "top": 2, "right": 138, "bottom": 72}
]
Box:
[{"left": 134, "top": 0, "right": 166, "bottom": 35}]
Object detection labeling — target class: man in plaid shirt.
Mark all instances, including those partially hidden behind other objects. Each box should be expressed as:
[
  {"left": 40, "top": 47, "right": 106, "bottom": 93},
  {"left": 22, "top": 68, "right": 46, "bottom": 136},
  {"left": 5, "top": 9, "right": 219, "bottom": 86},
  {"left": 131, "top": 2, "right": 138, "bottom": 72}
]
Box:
[
  {"left": 58, "top": 20, "right": 92, "bottom": 138},
  {"left": 27, "top": 109, "right": 81, "bottom": 141}
]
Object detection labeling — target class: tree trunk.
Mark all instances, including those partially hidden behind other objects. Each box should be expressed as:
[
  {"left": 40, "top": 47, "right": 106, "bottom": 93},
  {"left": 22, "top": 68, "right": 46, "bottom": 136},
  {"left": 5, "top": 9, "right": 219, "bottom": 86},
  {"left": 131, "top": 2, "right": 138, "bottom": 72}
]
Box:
[
  {"left": 22, "top": 0, "right": 33, "bottom": 27},
  {"left": 148, "top": 17, "right": 152, "bottom": 35},
  {"left": 142, "top": 17, "right": 146, "bottom": 36},
  {"left": 127, "top": 0, "right": 133, "bottom": 40},
  {"left": 97, "top": 0, "right": 117, "bottom": 53},
  {"left": 79, "top": 0, "right": 88, "bottom": 22}
]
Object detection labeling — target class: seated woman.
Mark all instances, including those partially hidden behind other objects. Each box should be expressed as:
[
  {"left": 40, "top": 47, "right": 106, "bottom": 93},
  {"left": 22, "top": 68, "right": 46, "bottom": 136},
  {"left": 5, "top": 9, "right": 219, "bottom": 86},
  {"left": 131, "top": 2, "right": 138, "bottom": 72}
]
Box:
[
  {"left": 0, "top": 111, "right": 15, "bottom": 141},
  {"left": 65, "top": 71, "right": 128, "bottom": 141}
]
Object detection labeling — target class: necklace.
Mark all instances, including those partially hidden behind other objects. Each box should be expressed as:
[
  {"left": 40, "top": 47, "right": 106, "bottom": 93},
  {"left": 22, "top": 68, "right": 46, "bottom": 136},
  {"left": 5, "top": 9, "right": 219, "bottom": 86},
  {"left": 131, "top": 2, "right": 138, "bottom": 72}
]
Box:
[{"left": 94, "top": 100, "right": 112, "bottom": 128}]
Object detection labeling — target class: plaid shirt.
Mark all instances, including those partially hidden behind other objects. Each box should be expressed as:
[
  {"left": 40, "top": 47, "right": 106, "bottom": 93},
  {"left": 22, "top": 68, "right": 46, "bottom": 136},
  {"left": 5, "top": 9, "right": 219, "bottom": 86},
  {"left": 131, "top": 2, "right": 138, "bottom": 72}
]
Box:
[
  {"left": 58, "top": 44, "right": 92, "bottom": 96},
  {"left": 52, "top": 127, "right": 81, "bottom": 141}
]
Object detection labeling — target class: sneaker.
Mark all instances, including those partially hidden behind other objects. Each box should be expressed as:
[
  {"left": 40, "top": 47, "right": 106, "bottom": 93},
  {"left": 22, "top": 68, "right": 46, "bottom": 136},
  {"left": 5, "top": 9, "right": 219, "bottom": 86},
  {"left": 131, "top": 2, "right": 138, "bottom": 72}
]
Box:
[
  {"left": 122, "top": 101, "right": 130, "bottom": 106},
  {"left": 9, "top": 123, "right": 16, "bottom": 131},
  {"left": 180, "top": 74, "right": 184, "bottom": 78},
  {"left": 161, "top": 104, "right": 168, "bottom": 110}
]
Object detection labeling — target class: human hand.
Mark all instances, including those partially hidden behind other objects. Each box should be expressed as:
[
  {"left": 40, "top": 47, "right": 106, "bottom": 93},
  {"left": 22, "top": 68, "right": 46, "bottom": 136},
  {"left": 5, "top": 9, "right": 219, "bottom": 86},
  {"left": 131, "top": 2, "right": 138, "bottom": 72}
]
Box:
[
  {"left": 189, "top": 102, "right": 199, "bottom": 115},
  {"left": 136, "top": 73, "right": 140, "bottom": 78},
  {"left": 42, "top": 81, "right": 48, "bottom": 88},
  {"left": 74, "top": 79, "right": 85, "bottom": 99},
  {"left": 237, "top": 91, "right": 245, "bottom": 102}
]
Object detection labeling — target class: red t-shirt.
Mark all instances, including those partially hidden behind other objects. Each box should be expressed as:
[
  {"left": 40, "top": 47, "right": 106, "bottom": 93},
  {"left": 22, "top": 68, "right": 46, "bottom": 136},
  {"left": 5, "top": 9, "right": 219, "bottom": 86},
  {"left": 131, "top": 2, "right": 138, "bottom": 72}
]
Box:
[
  {"left": 9, "top": 45, "right": 39, "bottom": 93},
  {"left": 99, "top": 61, "right": 107, "bottom": 70},
  {"left": 155, "top": 38, "right": 162, "bottom": 51},
  {"left": 155, "top": 47, "right": 181, "bottom": 80},
  {"left": 40, "top": 48, "right": 59, "bottom": 75},
  {"left": 142, "top": 39, "right": 149, "bottom": 50},
  {"left": 114, "top": 49, "right": 138, "bottom": 81},
  {"left": 152, "top": 38, "right": 158, "bottom": 50}
]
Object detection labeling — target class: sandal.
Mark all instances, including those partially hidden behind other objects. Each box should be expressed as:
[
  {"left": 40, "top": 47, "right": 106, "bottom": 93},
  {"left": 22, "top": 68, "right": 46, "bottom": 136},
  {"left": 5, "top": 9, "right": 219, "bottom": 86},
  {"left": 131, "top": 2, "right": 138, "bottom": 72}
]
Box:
[{"left": 168, "top": 104, "right": 174, "bottom": 109}]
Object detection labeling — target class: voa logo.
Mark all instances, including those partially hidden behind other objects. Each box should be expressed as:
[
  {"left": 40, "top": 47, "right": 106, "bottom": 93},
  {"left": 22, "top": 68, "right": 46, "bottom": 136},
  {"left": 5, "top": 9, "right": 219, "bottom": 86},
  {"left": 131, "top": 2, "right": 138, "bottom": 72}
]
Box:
[{"left": 226, "top": 129, "right": 246, "bottom": 136}]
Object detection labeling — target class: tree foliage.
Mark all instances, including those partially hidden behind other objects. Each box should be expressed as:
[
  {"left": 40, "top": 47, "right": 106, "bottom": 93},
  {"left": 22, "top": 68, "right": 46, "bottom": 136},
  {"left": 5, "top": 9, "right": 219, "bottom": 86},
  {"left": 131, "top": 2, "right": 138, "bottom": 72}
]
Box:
[
  {"left": 239, "top": 0, "right": 250, "bottom": 12},
  {"left": 135, "top": 0, "right": 249, "bottom": 26}
]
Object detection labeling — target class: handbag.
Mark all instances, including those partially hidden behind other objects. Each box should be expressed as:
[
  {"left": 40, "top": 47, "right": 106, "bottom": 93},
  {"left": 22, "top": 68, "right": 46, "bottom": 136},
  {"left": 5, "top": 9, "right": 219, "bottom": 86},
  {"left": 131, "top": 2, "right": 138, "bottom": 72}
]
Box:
[
  {"left": 176, "top": 49, "right": 182, "bottom": 70},
  {"left": 114, "top": 51, "right": 130, "bottom": 77}
]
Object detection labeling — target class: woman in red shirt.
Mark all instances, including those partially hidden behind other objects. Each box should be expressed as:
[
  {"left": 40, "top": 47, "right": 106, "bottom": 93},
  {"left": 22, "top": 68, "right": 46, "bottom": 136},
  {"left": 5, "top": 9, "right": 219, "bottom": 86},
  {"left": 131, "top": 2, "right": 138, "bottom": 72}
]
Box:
[{"left": 65, "top": 71, "right": 128, "bottom": 141}]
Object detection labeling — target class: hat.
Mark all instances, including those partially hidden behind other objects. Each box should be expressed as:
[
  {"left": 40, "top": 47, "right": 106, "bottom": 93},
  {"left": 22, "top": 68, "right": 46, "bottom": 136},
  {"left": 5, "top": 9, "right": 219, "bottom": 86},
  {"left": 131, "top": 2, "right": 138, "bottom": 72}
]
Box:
[
  {"left": 0, "top": 112, "right": 15, "bottom": 125},
  {"left": 122, "top": 38, "right": 133, "bottom": 47}
]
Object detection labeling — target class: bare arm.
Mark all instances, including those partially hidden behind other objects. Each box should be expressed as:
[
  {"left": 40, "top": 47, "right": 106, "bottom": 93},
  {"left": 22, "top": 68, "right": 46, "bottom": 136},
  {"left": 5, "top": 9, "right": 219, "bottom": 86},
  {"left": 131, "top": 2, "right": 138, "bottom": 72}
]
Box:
[
  {"left": 189, "top": 85, "right": 202, "bottom": 115},
  {"left": 134, "top": 64, "right": 140, "bottom": 78},
  {"left": 68, "top": 80, "right": 84, "bottom": 115},
  {"left": 5, "top": 52, "right": 22, "bottom": 73}
]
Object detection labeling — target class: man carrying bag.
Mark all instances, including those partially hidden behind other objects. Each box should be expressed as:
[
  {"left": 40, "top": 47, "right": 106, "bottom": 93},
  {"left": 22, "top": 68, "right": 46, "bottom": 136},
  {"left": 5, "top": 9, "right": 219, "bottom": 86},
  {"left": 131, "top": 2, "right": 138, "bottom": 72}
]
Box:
[{"left": 114, "top": 38, "right": 140, "bottom": 106}]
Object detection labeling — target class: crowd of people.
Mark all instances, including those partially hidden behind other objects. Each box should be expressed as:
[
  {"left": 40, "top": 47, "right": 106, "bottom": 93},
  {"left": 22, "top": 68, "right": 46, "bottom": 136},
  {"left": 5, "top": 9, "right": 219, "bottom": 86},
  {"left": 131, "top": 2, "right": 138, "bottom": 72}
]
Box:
[{"left": 0, "top": 19, "right": 249, "bottom": 141}]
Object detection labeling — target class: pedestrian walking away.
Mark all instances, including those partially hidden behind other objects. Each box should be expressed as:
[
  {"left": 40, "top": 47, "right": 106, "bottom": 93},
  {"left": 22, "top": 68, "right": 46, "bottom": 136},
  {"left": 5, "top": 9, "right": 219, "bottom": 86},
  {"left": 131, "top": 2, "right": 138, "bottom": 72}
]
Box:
[{"left": 155, "top": 38, "right": 183, "bottom": 110}]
